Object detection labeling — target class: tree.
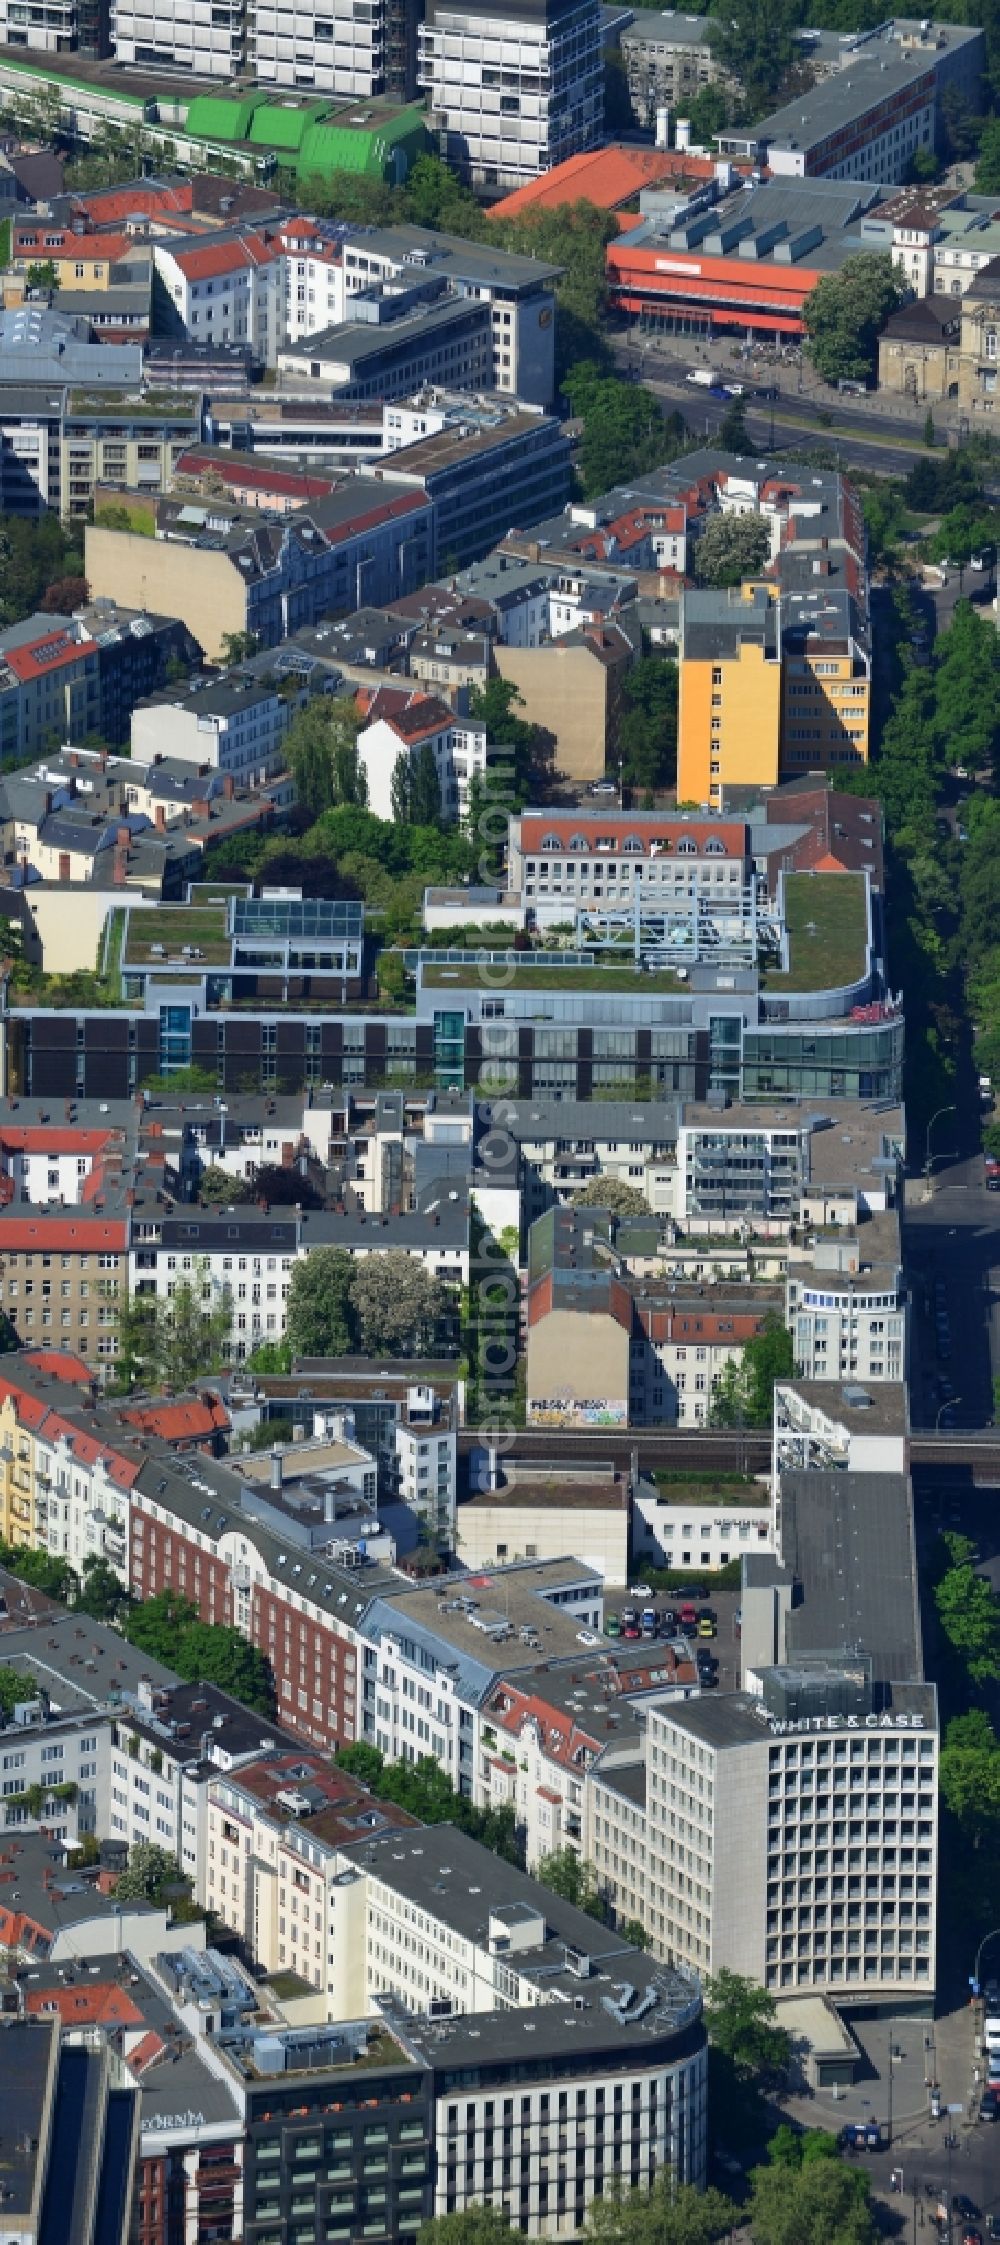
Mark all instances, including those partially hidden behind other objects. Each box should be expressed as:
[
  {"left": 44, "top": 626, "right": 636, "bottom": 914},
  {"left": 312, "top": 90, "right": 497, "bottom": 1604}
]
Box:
[
  {"left": 562, "top": 363, "right": 688, "bottom": 501},
  {"left": 766, "top": 2124, "right": 842, "bottom": 2171},
  {"left": 336, "top": 1745, "right": 522, "bottom": 1863},
  {"left": 573, "top": 1178, "right": 650, "bottom": 1217},
  {"left": 930, "top": 504, "right": 998, "bottom": 589},
  {"left": 197, "top": 1164, "right": 249, "bottom": 1205},
  {"left": 410, "top": 743, "right": 443, "bottom": 827},
  {"left": 349, "top": 1251, "right": 449, "bottom": 1356},
  {"left": 719, "top": 392, "right": 750, "bottom": 454},
  {"left": 934, "top": 1535, "right": 1000, "bottom": 1683},
  {"left": 24, "top": 260, "right": 60, "bottom": 294},
  {"left": 586, "top": 2178, "right": 736, "bottom": 2245},
  {"left": 219, "top": 630, "right": 259, "bottom": 666},
  {"left": 923, "top": 409, "right": 937, "bottom": 448},
  {"left": 747, "top": 2156, "right": 876, "bottom": 2245},
  {"left": 535, "top": 1846, "right": 605, "bottom": 1919},
  {"left": 618, "top": 653, "right": 678, "bottom": 794},
  {"left": 694, "top": 511, "right": 771, "bottom": 587},
  {"left": 0, "top": 1538, "right": 78, "bottom": 1603},
  {"left": 0, "top": 1663, "right": 36, "bottom": 1718},
  {"left": 704, "top": 1967, "right": 790, "bottom": 2081},
  {"left": 283, "top": 696, "right": 365, "bottom": 820},
  {"left": 417, "top": 2212, "right": 514, "bottom": 2245},
  {"left": 705, "top": 0, "right": 800, "bottom": 112},
  {"left": 113, "top": 1841, "right": 179, "bottom": 1903},
  {"left": 802, "top": 253, "right": 907, "bottom": 386},
  {"left": 976, "top": 116, "right": 1000, "bottom": 194},
  {"left": 114, "top": 1267, "right": 231, "bottom": 1392},
  {"left": 710, "top": 1314, "right": 794, "bottom": 1428},
  {"left": 391, "top": 753, "right": 412, "bottom": 825},
  {"left": 41, "top": 576, "right": 88, "bottom": 613},
  {"left": 124, "top": 1592, "right": 274, "bottom": 1713},
  {"left": 75, "top": 1555, "right": 129, "bottom": 1622},
  {"left": 939, "top": 1708, "right": 1000, "bottom": 1847},
  {"left": 285, "top": 1247, "right": 356, "bottom": 1358}
]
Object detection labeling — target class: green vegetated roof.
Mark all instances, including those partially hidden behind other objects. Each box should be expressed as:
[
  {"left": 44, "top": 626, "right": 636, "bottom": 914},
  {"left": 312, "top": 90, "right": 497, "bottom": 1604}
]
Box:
[
  {"left": 249, "top": 97, "right": 330, "bottom": 150},
  {"left": 422, "top": 959, "right": 685, "bottom": 994},
  {"left": 184, "top": 89, "right": 270, "bottom": 142},
  {"left": 298, "top": 105, "right": 428, "bottom": 179},
  {"left": 771, "top": 871, "right": 869, "bottom": 993},
  {"left": 124, "top": 904, "right": 230, "bottom": 968}
]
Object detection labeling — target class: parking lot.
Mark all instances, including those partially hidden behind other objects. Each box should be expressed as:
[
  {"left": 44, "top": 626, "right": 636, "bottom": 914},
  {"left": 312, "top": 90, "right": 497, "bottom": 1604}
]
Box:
[{"left": 601, "top": 1585, "right": 744, "bottom": 1692}]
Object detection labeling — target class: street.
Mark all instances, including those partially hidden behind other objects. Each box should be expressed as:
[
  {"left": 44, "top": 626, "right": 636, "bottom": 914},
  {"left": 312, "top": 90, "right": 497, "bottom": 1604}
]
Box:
[{"left": 904, "top": 1157, "right": 1000, "bottom": 1432}]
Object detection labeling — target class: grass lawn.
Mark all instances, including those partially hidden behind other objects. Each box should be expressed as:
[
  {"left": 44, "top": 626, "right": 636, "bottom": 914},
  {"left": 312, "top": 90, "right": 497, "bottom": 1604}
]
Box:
[
  {"left": 421, "top": 959, "right": 683, "bottom": 994},
  {"left": 124, "top": 904, "right": 230, "bottom": 967},
  {"left": 766, "top": 871, "right": 868, "bottom": 992}
]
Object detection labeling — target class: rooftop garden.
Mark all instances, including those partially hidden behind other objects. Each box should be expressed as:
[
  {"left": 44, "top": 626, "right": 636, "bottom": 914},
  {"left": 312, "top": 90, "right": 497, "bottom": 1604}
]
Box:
[
  {"left": 649, "top": 1472, "right": 768, "bottom": 1508},
  {"left": 123, "top": 905, "right": 231, "bottom": 969},
  {"left": 765, "top": 872, "right": 869, "bottom": 993},
  {"left": 421, "top": 958, "right": 685, "bottom": 995}
]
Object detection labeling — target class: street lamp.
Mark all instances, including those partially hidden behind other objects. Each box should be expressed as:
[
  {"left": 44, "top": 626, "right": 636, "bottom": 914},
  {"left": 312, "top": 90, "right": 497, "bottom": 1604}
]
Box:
[
  {"left": 924, "top": 1104, "right": 956, "bottom": 1179},
  {"left": 971, "top": 1925, "right": 1000, "bottom": 1995},
  {"left": 936, "top": 1397, "right": 962, "bottom": 1432}
]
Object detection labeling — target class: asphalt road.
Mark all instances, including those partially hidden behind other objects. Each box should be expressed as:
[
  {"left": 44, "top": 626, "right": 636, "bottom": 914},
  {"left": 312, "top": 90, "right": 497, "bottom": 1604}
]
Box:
[
  {"left": 614, "top": 336, "right": 936, "bottom": 475},
  {"left": 904, "top": 1156, "right": 1000, "bottom": 1431}
]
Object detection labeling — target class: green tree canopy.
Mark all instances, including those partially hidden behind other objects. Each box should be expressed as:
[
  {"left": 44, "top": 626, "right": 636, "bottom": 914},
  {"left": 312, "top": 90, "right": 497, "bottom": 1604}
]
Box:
[
  {"left": 939, "top": 1707, "right": 1000, "bottom": 1847},
  {"left": 934, "top": 1532, "right": 1000, "bottom": 1683},
  {"left": 336, "top": 1744, "right": 521, "bottom": 1862},
  {"left": 710, "top": 1314, "right": 794, "bottom": 1427},
  {"left": 802, "top": 252, "right": 907, "bottom": 385},
  {"left": 124, "top": 1592, "right": 274, "bottom": 1714},
  {"left": 114, "top": 1267, "right": 231, "bottom": 1392},
  {"left": 285, "top": 1247, "right": 356, "bottom": 1358},
  {"left": 618, "top": 653, "right": 678, "bottom": 794},
  {"left": 585, "top": 2177, "right": 737, "bottom": 2245},
  {"left": 114, "top": 1841, "right": 180, "bottom": 1903},
  {"left": 573, "top": 1178, "right": 650, "bottom": 1217},
  {"left": 704, "top": 1967, "right": 791, "bottom": 2080},
  {"left": 562, "top": 363, "right": 689, "bottom": 500},
  {"left": 747, "top": 2153, "right": 876, "bottom": 2245},
  {"left": 694, "top": 511, "right": 772, "bottom": 587},
  {"left": 417, "top": 2212, "right": 514, "bottom": 2245},
  {"left": 705, "top": 0, "right": 800, "bottom": 112},
  {"left": 535, "top": 1845, "right": 606, "bottom": 1918},
  {"left": 0, "top": 1662, "right": 37, "bottom": 1718},
  {"left": 349, "top": 1251, "right": 450, "bottom": 1356},
  {"left": 283, "top": 696, "right": 366, "bottom": 820}
]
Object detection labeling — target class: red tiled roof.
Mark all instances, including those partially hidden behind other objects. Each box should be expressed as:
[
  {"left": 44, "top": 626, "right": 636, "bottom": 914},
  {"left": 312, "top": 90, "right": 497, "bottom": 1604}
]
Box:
[
  {"left": 0, "top": 1217, "right": 126, "bottom": 1251},
  {"left": 122, "top": 1396, "right": 229, "bottom": 1442},
  {"left": 126, "top": 2029, "right": 168, "bottom": 2072},
  {"left": 14, "top": 230, "right": 134, "bottom": 263},
  {"left": 321, "top": 488, "right": 428, "bottom": 548},
  {"left": 2, "top": 635, "right": 92, "bottom": 684},
  {"left": 168, "top": 233, "right": 277, "bottom": 281},
  {"left": 25, "top": 1983, "right": 144, "bottom": 2026},
  {"left": 0, "top": 1128, "right": 111, "bottom": 1154},
  {"left": 21, "top": 1349, "right": 93, "bottom": 1387},
  {"left": 70, "top": 183, "right": 193, "bottom": 225},
  {"left": 174, "top": 448, "right": 336, "bottom": 503},
  {"left": 517, "top": 813, "right": 747, "bottom": 856},
  {"left": 359, "top": 686, "right": 452, "bottom": 742},
  {"left": 487, "top": 145, "right": 724, "bottom": 219}
]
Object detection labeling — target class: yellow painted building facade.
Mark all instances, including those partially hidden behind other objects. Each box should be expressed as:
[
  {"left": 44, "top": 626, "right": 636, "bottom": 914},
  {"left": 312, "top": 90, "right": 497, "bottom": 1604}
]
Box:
[
  {"left": 677, "top": 588, "right": 782, "bottom": 807},
  {"left": 781, "top": 646, "right": 871, "bottom": 776},
  {"left": 0, "top": 1389, "right": 37, "bottom": 1549}
]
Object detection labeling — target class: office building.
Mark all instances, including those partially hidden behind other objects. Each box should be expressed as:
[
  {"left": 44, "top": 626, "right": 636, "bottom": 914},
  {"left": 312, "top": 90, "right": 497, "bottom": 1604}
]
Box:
[
  {"left": 719, "top": 19, "right": 981, "bottom": 181},
  {"left": 418, "top": 0, "right": 603, "bottom": 189},
  {"left": 0, "top": 2019, "right": 137, "bottom": 2245},
  {"left": 619, "top": 10, "right": 726, "bottom": 126}
]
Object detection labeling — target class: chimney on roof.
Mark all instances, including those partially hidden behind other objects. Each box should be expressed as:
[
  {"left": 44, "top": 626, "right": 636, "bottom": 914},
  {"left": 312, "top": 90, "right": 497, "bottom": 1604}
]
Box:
[
  {"left": 155, "top": 806, "right": 166, "bottom": 832},
  {"left": 116, "top": 824, "right": 129, "bottom": 849},
  {"left": 222, "top": 774, "right": 234, "bottom": 799},
  {"left": 192, "top": 798, "right": 210, "bottom": 820}
]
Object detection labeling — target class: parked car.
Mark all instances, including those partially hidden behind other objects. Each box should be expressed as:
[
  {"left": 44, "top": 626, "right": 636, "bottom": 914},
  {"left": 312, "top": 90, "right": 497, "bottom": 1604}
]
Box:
[
  {"left": 954, "top": 2197, "right": 980, "bottom": 2221},
  {"left": 679, "top": 1602, "right": 698, "bottom": 1627},
  {"left": 979, "top": 2098, "right": 998, "bottom": 2123},
  {"left": 641, "top": 1607, "right": 658, "bottom": 1637},
  {"left": 604, "top": 1613, "right": 621, "bottom": 1638},
  {"left": 698, "top": 1615, "right": 716, "bottom": 1638},
  {"left": 621, "top": 1607, "right": 641, "bottom": 1640}
]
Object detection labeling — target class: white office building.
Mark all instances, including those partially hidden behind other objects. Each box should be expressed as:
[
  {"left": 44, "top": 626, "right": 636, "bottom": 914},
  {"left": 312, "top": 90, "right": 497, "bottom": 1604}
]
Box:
[
  {"left": 786, "top": 1215, "right": 906, "bottom": 1385},
  {"left": 418, "top": 0, "right": 603, "bottom": 191}
]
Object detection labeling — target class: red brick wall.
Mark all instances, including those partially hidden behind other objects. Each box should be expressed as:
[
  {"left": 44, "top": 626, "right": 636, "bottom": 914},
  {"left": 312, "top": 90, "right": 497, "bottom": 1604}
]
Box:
[
  {"left": 252, "top": 1584, "right": 358, "bottom": 1752},
  {"left": 129, "top": 1500, "right": 358, "bottom": 1753}
]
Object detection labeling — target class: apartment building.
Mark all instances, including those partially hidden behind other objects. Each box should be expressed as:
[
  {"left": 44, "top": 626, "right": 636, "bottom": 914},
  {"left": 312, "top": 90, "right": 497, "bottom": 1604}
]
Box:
[
  {"left": 525, "top": 1205, "right": 783, "bottom": 1428},
  {"left": 498, "top": 1095, "right": 678, "bottom": 1227},
  {"left": 675, "top": 1099, "right": 902, "bottom": 1233},
  {"left": 357, "top": 685, "right": 488, "bottom": 823},
  {"left": 477, "top": 1642, "right": 695, "bottom": 1869},
  {"left": 202, "top": 1749, "right": 417, "bottom": 1979},
  {"left": 249, "top": 0, "right": 420, "bottom": 97},
  {"left": 106, "top": 1676, "right": 292, "bottom": 1889},
  {"left": 130, "top": 670, "right": 320, "bottom": 784},
  {"left": 0, "top": 1207, "right": 128, "bottom": 1379},
  {"left": 84, "top": 483, "right": 434, "bottom": 663},
  {"left": 358, "top": 1561, "right": 605, "bottom": 1794},
  {"left": 508, "top": 809, "right": 750, "bottom": 921},
  {"left": 417, "top": 0, "right": 604, "bottom": 191},
  {"left": 787, "top": 1213, "right": 906, "bottom": 1385},
  {"left": 0, "top": 1698, "right": 108, "bottom": 1849}
]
